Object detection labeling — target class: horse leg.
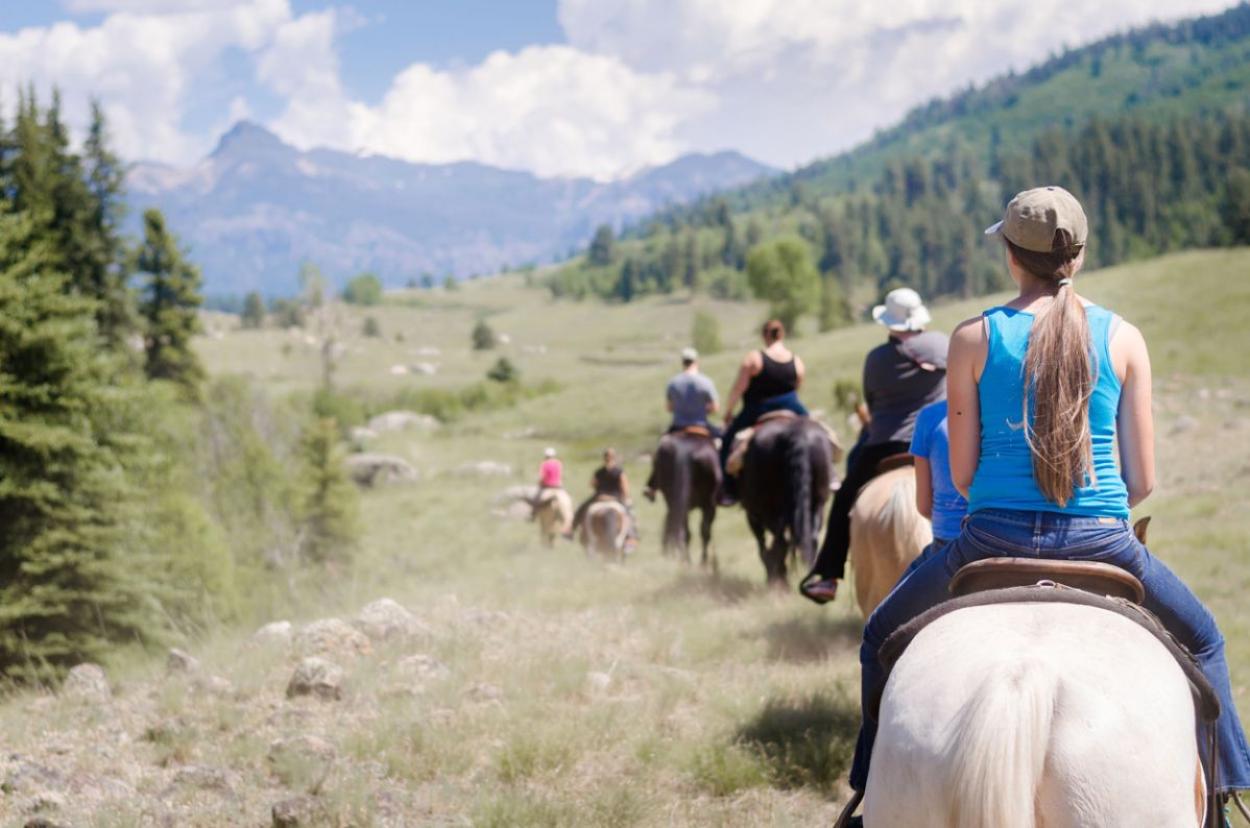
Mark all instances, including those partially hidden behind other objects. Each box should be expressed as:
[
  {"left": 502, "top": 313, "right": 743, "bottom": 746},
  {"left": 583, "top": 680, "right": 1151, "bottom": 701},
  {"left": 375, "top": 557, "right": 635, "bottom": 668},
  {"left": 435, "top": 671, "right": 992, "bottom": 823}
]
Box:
[
  {"left": 699, "top": 504, "right": 715, "bottom": 570},
  {"left": 768, "top": 529, "right": 790, "bottom": 587},
  {"left": 748, "top": 513, "right": 773, "bottom": 582}
]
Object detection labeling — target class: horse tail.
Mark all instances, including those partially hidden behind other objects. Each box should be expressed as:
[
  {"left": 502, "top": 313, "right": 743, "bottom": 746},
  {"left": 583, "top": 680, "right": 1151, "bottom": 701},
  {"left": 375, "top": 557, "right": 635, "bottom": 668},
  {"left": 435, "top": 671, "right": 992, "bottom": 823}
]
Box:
[
  {"left": 666, "top": 439, "right": 692, "bottom": 554},
  {"left": 786, "top": 424, "right": 815, "bottom": 566},
  {"left": 944, "top": 660, "right": 1056, "bottom": 828}
]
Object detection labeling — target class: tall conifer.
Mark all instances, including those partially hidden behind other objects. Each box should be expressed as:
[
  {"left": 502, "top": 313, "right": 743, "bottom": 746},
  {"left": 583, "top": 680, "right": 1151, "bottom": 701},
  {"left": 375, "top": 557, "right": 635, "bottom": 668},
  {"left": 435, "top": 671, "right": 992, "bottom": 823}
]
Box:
[{"left": 135, "top": 209, "right": 205, "bottom": 396}]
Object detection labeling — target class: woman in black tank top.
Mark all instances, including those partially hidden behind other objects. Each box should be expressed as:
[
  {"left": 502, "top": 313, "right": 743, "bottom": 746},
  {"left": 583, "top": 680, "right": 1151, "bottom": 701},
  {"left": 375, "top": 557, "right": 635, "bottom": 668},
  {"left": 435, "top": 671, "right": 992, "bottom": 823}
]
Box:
[{"left": 718, "top": 320, "right": 809, "bottom": 502}]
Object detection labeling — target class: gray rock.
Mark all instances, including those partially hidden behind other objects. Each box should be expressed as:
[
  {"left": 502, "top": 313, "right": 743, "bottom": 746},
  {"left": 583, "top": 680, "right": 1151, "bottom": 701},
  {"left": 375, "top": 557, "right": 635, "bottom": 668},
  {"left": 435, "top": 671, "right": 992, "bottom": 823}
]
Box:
[
  {"left": 61, "top": 663, "right": 110, "bottom": 701},
  {"left": 171, "top": 764, "right": 234, "bottom": 792},
  {"left": 354, "top": 598, "right": 429, "bottom": 642},
  {"left": 366, "top": 410, "right": 439, "bottom": 433},
  {"left": 166, "top": 648, "right": 200, "bottom": 674},
  {"left": 272, "top": 794, "right": 329, "bottom": 827},
  {"left": 454, "top": 460, "right": 514, "bottom": 478},
  {"left": 344, "top": 453, "right": 419, "bottom": 487},
  {"left": 2, "top": 759, "right": 65, "bottom": 795},
  {"left": 24, "top": 819, "right": 70, "bottom": 828},
  {"left": 294, "top": 618, "right": 371, "bottom": 659},
  {"left": 286, "top": 658, "right": 344, "bottom": 701},
  {"left": 252, "top": 620, "right": 294, "bottom": 647},
  {"left": 268, "top": 735, "right": 336, "bottom": 792},
  {"left": 465, "top": 682, "right": 503, "bottom": 703},
  {"left": 347, "top": 426, "right": 378, "bottom": 444}
]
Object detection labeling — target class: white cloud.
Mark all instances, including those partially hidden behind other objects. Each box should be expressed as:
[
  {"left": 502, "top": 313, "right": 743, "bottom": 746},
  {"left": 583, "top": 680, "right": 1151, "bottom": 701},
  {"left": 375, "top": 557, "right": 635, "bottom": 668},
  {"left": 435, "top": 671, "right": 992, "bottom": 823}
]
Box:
[
  {"left": 0, "top": 0, "right": 291, "bottom": 163},
  {"left": 558, "top": 0, "right": 1239, "bottom": 168},
  {"left": 62, "top": 0, "right": 256, "bottom": 12}
]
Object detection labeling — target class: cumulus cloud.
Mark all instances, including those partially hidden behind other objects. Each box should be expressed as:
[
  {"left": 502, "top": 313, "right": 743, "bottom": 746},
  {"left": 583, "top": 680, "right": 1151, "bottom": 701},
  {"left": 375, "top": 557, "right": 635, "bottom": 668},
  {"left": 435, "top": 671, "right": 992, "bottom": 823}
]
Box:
[{"left": 558, "top": 0, "right": 1237, "bottom": 168}]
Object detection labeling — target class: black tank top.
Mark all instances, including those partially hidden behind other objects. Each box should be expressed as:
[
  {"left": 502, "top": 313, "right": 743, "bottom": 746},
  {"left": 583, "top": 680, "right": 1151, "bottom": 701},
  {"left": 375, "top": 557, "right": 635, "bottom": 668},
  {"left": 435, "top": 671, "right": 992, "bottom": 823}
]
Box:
[
  {"left": 594, "top": 466, "right": 624, "bottom": 497},
  {"left": 744, "top": 350, "right": 798, "bottom": 404}
]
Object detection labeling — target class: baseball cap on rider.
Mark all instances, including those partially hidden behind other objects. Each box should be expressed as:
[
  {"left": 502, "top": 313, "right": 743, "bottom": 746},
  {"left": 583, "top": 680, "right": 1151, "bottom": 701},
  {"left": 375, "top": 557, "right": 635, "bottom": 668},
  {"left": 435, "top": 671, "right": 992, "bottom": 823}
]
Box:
[
  {"left": 872, "top": 287, "right": 931, "bottom": 332},
  {"left": 543, "top": 447, "right": 556, "bottom": 458},
  {"left": 984, "top": 186, "right": 1088, "bottom": 252},
  {"left": 680, "top": 347, "right": 698, "bottom": 363}
]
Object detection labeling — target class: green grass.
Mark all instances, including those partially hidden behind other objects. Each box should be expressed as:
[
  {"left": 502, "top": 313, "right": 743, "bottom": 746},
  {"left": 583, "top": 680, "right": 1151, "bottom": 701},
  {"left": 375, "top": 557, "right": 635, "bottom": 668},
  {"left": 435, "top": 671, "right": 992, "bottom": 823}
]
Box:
[{"left": 1, "top": 248, "right": 1248, "bottom": 826}]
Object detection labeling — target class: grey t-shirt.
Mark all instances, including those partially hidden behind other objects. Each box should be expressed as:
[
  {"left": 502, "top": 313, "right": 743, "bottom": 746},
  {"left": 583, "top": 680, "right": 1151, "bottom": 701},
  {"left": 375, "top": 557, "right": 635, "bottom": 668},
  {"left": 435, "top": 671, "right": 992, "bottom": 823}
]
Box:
[
  {"left": 863, "top": 331, "right": 949, "bottom": 446},
  {"left": 667, "top": 371, "right": 718, "bottom": 428}
]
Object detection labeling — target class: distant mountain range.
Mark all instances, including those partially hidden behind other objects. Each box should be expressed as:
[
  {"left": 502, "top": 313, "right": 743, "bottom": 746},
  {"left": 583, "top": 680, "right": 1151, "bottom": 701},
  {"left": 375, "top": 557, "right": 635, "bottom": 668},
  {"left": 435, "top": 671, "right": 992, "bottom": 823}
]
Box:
[{"left": 125, "top": 122, "right": 775, "bottom": 297}]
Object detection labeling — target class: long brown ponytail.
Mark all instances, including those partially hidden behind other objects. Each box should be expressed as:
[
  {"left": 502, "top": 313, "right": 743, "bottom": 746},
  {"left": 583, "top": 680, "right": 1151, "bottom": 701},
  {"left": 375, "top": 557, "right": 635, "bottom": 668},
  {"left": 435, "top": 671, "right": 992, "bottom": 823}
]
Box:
[{"left": 1009, "top": 231, "right": 1093, "bottom": 506}]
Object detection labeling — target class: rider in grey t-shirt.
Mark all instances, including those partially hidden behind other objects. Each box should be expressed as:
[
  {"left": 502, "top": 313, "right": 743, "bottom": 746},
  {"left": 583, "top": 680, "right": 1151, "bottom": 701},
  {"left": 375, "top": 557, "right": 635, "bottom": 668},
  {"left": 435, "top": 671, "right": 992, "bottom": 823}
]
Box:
[{"left": 667, "top": 348, "right": 719, "bottom": 431}]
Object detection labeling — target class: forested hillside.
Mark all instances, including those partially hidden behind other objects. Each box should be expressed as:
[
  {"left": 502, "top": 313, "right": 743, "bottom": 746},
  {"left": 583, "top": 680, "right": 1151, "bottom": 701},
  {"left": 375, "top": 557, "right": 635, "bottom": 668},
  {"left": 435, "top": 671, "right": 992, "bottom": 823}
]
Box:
[{"left": 550, "top": 3, "right": 1250, "bottom": 315}]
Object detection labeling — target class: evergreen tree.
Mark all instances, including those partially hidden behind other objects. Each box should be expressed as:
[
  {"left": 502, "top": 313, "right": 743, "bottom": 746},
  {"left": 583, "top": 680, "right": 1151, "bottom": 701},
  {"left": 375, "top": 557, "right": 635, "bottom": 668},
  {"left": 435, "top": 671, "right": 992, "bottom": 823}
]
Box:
[
  {"left": 818, "top": 276, "right": 853, "bottom": 332},
  {"left": 297, "top": 418, "right": 358, "bottom": 566},
  {"left": 134, "top": 209, "right": 205, "bottom": 396},
  {"left": 241, "top": 291, "right": 265, "bottom": 329},
  {"left": 471, "top": 318, "right": 497, "bottom": 350},
  {"left": 486, "top": 356, "right": 519, "bottom": 383},
  {"left": 81, "top": 101, "right": 133, "bottom": 348},
  {"left": 0, "top": 213, "right": 153, "bottom": 681},
  {"left": 588, "top": 224, "right": 615, "bottom": 267},
  {"left": 1224, "top": 167, "right": 1250, "bottom": 243}
]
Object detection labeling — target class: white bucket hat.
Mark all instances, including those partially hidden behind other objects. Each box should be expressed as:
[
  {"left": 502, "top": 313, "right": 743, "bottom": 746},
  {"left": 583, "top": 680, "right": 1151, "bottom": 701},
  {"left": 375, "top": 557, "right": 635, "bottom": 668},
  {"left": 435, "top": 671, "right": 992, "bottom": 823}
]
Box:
[
  {"left": 872, "top": 288, "right": 931, "bottom": 332},
  {"left": 543, "top": 447, "right": 557, "bottom": 458}
]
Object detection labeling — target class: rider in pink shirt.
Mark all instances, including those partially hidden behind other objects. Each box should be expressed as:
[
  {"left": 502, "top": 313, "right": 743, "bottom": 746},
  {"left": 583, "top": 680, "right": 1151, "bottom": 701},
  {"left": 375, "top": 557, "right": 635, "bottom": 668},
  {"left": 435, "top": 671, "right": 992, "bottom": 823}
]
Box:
[{"left": 538, "top": 447, "right": 563, "bottom": 489}]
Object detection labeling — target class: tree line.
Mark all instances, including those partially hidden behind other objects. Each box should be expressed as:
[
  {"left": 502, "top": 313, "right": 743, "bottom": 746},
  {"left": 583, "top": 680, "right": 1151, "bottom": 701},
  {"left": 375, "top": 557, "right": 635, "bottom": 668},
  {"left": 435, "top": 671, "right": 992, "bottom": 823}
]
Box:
[
  {"left": 549, "top": 109, "right": 1250, "bottom": 325},
  {"left": 0, "top": 91, "right": 358, "bottom": 682}
]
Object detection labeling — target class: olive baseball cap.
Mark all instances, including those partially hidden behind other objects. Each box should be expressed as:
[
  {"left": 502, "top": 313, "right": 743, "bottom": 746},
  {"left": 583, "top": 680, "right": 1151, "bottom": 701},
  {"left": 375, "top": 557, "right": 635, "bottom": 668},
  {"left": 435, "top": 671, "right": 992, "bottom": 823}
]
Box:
[{"left": 984, "top": 186, "right": 1088, "bottom": 252}]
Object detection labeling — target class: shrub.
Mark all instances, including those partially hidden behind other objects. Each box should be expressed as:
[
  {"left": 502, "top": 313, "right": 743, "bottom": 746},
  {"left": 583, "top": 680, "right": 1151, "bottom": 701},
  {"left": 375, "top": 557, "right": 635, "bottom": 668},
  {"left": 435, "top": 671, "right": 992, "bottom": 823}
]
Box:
[
  {"left": 362, "top": 316, "right": 381, "bottom": 338},
  {"left": 342, "top": 273, "right": 384, "bottom": 306},
  {"left": 472, "top": 318, "right": 497, "bottom": 350},
  {"left": 692, "top": 310, "right": 723, "bottom": 355},
  {"left": 486, "top": 357, "right": 519, "bottom": 384}
]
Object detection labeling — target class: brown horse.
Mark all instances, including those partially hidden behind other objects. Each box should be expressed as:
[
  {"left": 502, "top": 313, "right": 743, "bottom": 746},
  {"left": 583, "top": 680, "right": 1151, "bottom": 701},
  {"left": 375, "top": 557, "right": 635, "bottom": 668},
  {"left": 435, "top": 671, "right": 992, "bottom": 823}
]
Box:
[
  {"left": 652, "top": 431, "right": 720, "bottom": 566},
  {"left": 738, "top": 417, "right": 837, "bottom": 584}
]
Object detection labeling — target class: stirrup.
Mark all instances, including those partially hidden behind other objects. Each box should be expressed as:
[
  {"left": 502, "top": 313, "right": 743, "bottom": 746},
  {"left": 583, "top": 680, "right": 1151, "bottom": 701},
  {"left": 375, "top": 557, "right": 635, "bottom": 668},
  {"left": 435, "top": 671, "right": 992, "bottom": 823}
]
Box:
[
  {"left": 1226, "top": 791, "right": 1250, "bottom": 824},
  {"left": 832, "top": 789, "right": 863, "bottom": 828}
]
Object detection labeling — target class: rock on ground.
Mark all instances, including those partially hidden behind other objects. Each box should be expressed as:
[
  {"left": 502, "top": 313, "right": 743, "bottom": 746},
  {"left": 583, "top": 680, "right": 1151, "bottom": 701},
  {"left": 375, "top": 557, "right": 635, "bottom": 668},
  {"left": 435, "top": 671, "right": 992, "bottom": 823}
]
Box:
[
  {"left": 268, "top": 734, "right": 336, "bottom": 791},
  {"left": 353, "top": 599, "right": 430, "bottom": 642},
  {"left": 286, "top": 658, "right": 345, "bottom": 701},
  {"left": 396, "top": 654, "right": 450, "bottom": 684},
  {"left": 253, "top": 620, "right": 294, "bottom": 647},
  {"left": 367, "top": 410, "right": 439, "bottom": 433},
  {"left": 166, "top": 648, "right": 200, "bottom": 674},
  {"left": 344, "top": 453, "right": 419, "bottom": 487},
  {"left": 454, "top": 460, "right": 514, "bottom": 478},
  {"left": 61, "top": 664, "right": 110, "bottom": 701},
  {"left": 294, "top": 619, "right": 371, "bottom": 659}
]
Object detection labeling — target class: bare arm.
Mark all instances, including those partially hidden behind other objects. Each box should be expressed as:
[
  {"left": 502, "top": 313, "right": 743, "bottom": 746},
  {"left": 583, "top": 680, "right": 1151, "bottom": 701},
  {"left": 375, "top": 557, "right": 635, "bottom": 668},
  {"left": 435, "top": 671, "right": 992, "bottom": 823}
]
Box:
[
  {"left": 722, "top": 353, "right": 758, "bottom": 425},
  {"left": 1113, "top": 322, "right": 1155, "bottom": 507},
  {"left": 794, "top": 355, "right": 806, "bottom": 390},
  {"left": 619, "top": 472, "right": 631, "bottom": 502},
  {"left": 947, "top": 317, "right": 986, "bottom": 498},
  {"left": 914, "top": 455, "right": 934, "bottom": 519}
]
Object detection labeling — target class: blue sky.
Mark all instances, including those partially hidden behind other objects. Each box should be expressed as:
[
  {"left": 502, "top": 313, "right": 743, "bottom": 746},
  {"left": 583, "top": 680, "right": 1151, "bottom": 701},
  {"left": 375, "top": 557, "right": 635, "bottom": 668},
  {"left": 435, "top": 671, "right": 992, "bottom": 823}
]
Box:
[{"left": 0, "top": 1, "right": 1238, "bottom": 179}]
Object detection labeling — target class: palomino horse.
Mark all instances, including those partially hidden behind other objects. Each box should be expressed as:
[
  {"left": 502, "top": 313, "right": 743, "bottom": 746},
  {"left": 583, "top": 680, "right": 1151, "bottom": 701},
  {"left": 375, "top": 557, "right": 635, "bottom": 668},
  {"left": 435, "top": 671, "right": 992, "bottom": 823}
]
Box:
[
  {"left": 864, "top": 601, "right": 1206, "bottom": 827},
  {"left": 651, "top": 430, "right": 720, "bottom": 565},
  {"left": 848, "top": 464, "right": 932, "bottom": 617},
  {"left": 532, "top": 488, "right": 573, "bottom": 547},
  {"left": 580, "top": 499, "right": 631, "bottom": 562},
  {"left": 738, "top": 416, "right": 836, "bottom": 584}
]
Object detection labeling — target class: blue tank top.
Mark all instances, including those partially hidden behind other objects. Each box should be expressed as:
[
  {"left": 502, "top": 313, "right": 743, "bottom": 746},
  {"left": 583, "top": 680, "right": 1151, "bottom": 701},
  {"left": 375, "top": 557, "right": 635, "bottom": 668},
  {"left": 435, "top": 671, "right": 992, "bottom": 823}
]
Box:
[{"left": 968, "top": 304, "right": 1129, "bottom": 518}]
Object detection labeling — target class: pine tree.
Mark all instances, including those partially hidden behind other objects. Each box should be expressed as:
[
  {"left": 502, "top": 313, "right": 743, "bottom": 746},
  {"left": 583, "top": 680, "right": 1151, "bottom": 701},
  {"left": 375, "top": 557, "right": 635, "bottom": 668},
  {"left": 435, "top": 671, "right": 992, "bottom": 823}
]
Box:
[
  {"left": 81, "top": 101, "right": 133, "bottom": 348},
  {"left": 818, "top": 276, "right": 852, "bottom": 332},
  {"left": 298, "top": 418, "right": 358, "bottom": 566},
  {"left": 241, "top": 291, "right": 265, "bottom": 329},
  {"left": 0, "top": 213, "right": 153, "bottom": 681},
  {"left": 135, "top": 209, "right": 205, "bottom": 396}
]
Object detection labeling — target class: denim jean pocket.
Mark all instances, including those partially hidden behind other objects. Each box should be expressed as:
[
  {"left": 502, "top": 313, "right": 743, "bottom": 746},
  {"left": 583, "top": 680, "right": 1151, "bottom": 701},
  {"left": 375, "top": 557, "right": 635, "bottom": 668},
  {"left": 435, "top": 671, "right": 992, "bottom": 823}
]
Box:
[
  {"left": 963, "top": 522, "right": 1033, "bottom": 556},
  {"left": 1048, "top": 525, "right": 1136, "bottom": 562}
]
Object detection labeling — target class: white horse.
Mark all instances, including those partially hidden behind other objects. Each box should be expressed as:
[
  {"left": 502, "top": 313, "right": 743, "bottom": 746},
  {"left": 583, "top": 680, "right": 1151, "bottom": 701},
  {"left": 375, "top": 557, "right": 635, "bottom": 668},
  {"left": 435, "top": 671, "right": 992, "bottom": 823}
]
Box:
[
  {"left": 848, "top": 466, "right": 932, "bottom": 617},
  {"left": 865, "top": 601, "right": 1204, "bottom": 828}
]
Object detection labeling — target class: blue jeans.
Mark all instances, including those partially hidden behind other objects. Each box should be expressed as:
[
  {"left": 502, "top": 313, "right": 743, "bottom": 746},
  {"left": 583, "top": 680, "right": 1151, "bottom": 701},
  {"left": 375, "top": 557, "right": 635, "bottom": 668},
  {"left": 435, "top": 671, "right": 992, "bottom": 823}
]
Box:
[{"left": 850, "top": 509, "right": 1250, "bottom": 793}]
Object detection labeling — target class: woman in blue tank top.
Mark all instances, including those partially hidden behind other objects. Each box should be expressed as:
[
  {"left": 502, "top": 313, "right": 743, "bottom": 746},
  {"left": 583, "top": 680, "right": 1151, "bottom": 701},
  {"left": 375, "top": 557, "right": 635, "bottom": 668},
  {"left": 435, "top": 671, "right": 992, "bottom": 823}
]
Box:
[{"left": 839, "top": 187, "right": 1250, "bottom": 821}]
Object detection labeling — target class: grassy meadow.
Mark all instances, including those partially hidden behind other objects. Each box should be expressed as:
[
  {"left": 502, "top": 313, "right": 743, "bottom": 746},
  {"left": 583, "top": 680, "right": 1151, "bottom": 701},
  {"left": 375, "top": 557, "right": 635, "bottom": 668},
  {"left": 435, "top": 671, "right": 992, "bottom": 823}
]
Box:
[{"left": 2, "top": 248, "right": 1250, "bottom": 826}]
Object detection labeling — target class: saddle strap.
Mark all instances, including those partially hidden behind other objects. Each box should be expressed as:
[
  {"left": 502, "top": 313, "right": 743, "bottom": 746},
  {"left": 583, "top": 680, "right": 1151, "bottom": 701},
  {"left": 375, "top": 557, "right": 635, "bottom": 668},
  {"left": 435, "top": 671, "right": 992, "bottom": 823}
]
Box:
[{"left": 872, "top": 584, "right": 1221, "bottom": 725}]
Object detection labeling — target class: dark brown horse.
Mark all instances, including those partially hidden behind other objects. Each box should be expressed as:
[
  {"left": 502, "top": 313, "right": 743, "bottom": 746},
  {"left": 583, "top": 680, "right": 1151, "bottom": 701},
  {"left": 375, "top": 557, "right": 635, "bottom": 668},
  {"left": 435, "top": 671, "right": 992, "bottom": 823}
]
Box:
[
  {"left": 738, "top": 417, "right": 835, "bottom": 584},
  {"left": 651, "top": 431, "right": 720, "bottom": 565}
]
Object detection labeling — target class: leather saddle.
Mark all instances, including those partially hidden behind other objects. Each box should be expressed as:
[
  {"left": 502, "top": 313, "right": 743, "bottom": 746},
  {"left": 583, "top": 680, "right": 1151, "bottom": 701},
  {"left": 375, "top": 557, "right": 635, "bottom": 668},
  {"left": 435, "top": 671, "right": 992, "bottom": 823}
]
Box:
[
  {"left": 679, "top": 425, "right": 712, "bottom": 439},
  {"left": 871, "top": 451, "right": 914, "bottom": 476},
  {"left": 950, "top": 558, "right": 1145, "bottom": 604}
]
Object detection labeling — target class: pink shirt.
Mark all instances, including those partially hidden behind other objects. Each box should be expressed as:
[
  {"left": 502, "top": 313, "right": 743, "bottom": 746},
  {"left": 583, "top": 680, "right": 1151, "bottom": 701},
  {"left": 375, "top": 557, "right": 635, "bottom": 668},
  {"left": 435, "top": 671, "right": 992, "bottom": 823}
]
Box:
[{"left": 539, "top": 458, "right": 563, "bottom": 488}]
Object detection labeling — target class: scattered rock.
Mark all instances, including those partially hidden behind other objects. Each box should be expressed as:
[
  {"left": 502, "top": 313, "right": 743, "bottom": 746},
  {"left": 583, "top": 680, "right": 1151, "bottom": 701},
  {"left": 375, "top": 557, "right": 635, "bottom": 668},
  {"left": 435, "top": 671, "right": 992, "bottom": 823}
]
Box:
[
  {"left": 454, "top": 460, "right": 514, "bottom": 478},
  {"left": 586, "top": 671, "right": 612, "bottom": 693},
  {"left": 464, "top": 682, "right": 503, "bottom": 703},
  {"left": 344, "top": 453, "right": 419, "bottom": 487},
  {"left": 2, "top": 759, "right": 66, "bottom": 795},
  {"left": 272, "top": 794, "right": 330, "bottom": 827},
  {"left": 166, "top": 648, "right": 200, "bottom": 674},
  {"left": 347, "top": 426, "right": 378, "bottom": 444},
  {"left": 253, "top": 620, "right": 294, "bottom": 647},
  {"left": 61, "top": 663, "right": 110, "bottom": 701},
  {"left": 268, "top": 735, "right": 336, "bottom": 791},
  {"left": 1171, "top": 414, "right": 1199, "bottom": 434},
  {"left": 194, "top": 674, "right": 235, "bottom": 696},
  {"left": 294, "top": 619, "right": 371, "bottom": 659},
  {"left": 396, "top": 654, "right": 450, "bottom": 683},
  {"left": 388, "top": 364, "right": 409, "bottom": 376},
  {"left": 24, "top": 818, "right": 70, "bottom": 828},
  {"left": 353, "top": 598, "right": 429, "bottom": 642},
  {"left": 367, "top": 410, "right": 439, "bottom": 433},
  {"left": 411, "top": 362, "right": 438, "bottom": 376},
  {"left": 286, "top": 658, "right": 345, "bottom": 701},
  {"left": 414, "top": 346, "right": 441, "bottom": 357}
]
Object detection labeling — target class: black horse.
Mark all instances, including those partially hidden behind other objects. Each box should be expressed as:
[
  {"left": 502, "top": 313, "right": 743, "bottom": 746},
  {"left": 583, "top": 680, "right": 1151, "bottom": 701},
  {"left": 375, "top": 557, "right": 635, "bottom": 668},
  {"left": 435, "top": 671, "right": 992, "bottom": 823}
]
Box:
[
  {"left": 651, "top": 431, "right": 721, "bottom": 565},
  {"left": 738, "top": 417, "right": 835, "bottom": 584}
]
